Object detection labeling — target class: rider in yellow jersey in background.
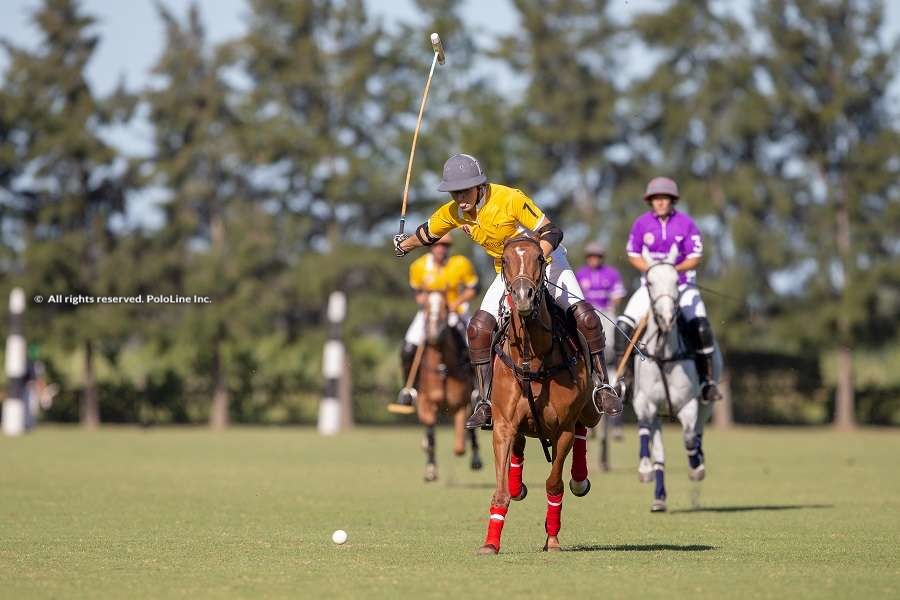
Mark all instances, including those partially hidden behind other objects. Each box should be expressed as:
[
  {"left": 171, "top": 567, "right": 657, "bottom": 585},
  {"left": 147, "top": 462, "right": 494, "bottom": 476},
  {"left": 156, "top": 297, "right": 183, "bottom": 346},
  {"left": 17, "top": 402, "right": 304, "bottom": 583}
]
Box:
[
  {"left": 396, "top": 233, "right": 479, "bottom": 407},
  {"left": 394, "top": 153, "right": 622, "bottom": 429}
]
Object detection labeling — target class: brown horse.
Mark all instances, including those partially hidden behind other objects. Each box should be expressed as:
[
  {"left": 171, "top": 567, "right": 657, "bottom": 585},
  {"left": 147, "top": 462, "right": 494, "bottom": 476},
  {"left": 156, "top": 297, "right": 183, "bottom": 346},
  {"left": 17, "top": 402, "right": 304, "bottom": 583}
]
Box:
[
  {"left": 417, "top": 291, "right": 483, "bottom": 482},
  {"left": 479, "top": 236, "right": 600, "bottom": 554}
]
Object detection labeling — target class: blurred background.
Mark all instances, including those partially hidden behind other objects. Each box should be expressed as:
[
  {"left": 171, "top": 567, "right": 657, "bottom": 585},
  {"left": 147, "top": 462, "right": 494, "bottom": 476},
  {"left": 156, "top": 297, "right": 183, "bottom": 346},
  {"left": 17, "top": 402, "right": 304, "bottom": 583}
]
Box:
[{"left": 0, "top": 0, "right": 898, "bottom": 430}]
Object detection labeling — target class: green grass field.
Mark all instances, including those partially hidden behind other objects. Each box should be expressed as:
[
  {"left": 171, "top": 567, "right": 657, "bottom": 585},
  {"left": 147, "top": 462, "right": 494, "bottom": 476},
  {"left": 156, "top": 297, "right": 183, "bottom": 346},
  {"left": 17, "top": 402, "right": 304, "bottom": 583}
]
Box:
[{"left": 2, "top": 425, "right": 899, "bottom": 599}]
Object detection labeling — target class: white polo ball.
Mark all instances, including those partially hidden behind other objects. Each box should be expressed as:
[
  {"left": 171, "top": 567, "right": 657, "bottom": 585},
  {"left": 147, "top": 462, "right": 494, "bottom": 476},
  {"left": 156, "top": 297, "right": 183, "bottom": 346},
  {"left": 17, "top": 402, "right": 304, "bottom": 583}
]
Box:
[{"left": 332, "top": 529, "right": 348, "bottom": 545}]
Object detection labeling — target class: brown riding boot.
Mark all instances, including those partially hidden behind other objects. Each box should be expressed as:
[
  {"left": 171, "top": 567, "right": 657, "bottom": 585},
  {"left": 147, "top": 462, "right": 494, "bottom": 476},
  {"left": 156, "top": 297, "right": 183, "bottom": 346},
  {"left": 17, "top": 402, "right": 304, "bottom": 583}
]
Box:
[
  {"left": 466, "top": 310, "right": 496, "bottom": 430},
  {"left": 569, "top": 301, "right": 623, "bottom": 417}
]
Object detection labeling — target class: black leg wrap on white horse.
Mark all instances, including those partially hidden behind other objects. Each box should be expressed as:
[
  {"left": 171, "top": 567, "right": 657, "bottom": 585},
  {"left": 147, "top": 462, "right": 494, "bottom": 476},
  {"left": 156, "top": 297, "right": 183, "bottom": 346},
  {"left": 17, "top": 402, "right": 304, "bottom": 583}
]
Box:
[
  {"left": 569, "top": 301, "right": 622, "bottom": 417},
  {"left": 466, "top": 310, "right": 496, "bottom": 430}
]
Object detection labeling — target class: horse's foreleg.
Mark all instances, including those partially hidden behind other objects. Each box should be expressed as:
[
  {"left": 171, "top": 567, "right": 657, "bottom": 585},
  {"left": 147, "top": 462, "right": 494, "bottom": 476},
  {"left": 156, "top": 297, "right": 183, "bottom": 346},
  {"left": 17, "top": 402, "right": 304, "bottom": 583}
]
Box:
[
  {"left": 452, "top": 404, "right": 466, "bottom": 456},
  {"left": 544, "top": 429, "right": 574, "bottom": 552},
  {"left": 637, "top": 417, "right": 654, "bottom": 483},
  {"left": 569, "top": 423, "right": 591, "bottom": 496},
  {"left": 678, "top": 400, "right": 705, "bottom": 480},
  {"left": 468, "top": 427, "right": 483, "bottom": 471},
  {"left": 479, "top": 421, "right": 515, "bottom": 555},
  {"left": 650, "top": 419, "right": 667, "bottom": 511},
  {"left": 508, "top": 433, "right": 527, "bottom": 500},
  {"left": 423, "top": 425, "right": 437, "bottom": 482}
]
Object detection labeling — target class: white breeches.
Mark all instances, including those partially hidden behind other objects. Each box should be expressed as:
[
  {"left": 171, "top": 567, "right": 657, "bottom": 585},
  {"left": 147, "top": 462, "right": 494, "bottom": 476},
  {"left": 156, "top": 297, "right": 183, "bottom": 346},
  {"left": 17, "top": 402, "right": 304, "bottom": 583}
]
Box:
[
  {"left": 620, "top": 283, "right": 707, "bottom": 326},
  {"left": 404, "top": 310, "right": 470, "bottom": 345},
  {"left": 479, "top": 245, "right": 584, "bottom": 320}
]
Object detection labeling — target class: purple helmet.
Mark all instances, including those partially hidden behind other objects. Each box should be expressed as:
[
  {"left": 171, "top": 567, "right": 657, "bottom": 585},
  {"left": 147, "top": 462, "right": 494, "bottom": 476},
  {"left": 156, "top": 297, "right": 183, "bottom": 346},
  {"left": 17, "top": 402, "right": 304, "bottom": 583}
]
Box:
[{"left": 643, "top": 177, "right": 680, "bottom": 202}]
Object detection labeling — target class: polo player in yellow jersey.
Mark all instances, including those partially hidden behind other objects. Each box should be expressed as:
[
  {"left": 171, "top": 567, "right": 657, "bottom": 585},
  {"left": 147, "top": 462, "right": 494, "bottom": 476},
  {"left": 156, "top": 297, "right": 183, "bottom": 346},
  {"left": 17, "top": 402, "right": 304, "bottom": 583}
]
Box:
[
  {"left": 394, "top": 153, "right": 622, "bottom": 429},
  {"left": 395, "top": 233, "right": 480, "bottom": 407}
]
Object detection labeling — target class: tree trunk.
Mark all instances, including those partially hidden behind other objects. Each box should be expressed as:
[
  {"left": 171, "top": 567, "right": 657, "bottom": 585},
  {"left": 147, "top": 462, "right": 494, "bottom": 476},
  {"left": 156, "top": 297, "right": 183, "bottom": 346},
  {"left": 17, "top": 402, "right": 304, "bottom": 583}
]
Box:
[
  {"left": 209, "top": 344, "right": 229, "bottom": 430},
  {"left": 833, "top": 343, "right": 855, "bottom": 430},
  {"left": 713, "top": 365, "right": 733, "bottom": 428},
  {"left": 81, "top": 340, "right": 100, "bottom": 429},
  {"left": 833, "top": 193, "right": 855, "bottom": 430}
]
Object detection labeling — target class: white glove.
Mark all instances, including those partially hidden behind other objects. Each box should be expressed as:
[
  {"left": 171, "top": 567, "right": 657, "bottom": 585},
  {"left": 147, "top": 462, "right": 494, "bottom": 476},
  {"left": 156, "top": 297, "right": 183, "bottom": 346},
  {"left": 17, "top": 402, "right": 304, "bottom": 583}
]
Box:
[{"left": 393, "top": 233, "right": 411, "bottom": 257}]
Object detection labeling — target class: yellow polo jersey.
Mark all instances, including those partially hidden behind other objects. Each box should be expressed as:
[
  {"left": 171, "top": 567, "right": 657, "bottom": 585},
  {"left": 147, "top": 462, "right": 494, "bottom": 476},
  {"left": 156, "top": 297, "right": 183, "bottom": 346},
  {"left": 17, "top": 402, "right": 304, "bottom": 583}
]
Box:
[
  {"left": 409, "top": 254, "right": 479, "bottom": 312},
  {"left": 426, "top": 183, "right": 545, "bottom": 272}
]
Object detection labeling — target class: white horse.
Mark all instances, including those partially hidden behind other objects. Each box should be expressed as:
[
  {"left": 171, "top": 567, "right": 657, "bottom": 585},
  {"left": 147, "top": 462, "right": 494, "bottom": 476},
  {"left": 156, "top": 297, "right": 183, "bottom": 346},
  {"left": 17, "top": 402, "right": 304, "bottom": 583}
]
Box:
[{"left": 631, "top": 249, "right": 722, "bottom": 512}]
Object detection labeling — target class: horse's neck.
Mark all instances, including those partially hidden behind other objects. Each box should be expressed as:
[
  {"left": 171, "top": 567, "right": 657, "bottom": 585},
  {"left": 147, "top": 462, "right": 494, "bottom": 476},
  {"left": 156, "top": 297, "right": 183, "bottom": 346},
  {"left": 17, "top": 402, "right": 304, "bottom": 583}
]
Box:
[
  {"left": 644, "top": 316, "right": 680, "bottom": 359},
  {"left": 508, "top": 304, "right": 553, "bottom": 365}
]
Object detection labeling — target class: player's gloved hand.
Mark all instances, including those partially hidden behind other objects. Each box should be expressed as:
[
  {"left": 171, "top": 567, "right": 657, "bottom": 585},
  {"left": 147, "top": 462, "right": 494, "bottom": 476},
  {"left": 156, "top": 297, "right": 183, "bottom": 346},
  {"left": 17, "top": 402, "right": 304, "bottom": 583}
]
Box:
[{"left": 393, "top": 233, "right": 411, "bottom": 257}]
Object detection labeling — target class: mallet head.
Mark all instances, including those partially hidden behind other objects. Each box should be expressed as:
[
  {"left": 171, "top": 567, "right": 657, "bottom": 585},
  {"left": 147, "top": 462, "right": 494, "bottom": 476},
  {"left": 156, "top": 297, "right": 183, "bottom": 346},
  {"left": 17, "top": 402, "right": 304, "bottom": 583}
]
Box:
[{"left": 431, "top": 32, "right": 445, "bottom": 65}]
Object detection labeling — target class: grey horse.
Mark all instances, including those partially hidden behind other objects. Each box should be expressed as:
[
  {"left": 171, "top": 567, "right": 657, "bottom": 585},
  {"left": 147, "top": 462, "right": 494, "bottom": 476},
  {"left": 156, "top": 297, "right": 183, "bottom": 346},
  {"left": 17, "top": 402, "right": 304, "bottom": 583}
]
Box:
[{"left": 631, "top": 250, "right": 722, "bottom": 512}]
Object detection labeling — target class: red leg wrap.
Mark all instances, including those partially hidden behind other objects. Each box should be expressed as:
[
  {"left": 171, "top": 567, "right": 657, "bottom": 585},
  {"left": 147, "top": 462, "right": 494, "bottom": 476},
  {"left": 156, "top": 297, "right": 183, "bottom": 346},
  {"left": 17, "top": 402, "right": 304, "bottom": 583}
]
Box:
[
  {"left": 572, "top": 424, "right": 588, "bottom": 482},
  {"left": 545, "top": 492, "right": 563, "bottom": 536},
  {"left": 508, "top": 453, "right": 525, "bottom": 498},
  {"left": 485, "top": 505, "right": 508, "bottom": 550}
]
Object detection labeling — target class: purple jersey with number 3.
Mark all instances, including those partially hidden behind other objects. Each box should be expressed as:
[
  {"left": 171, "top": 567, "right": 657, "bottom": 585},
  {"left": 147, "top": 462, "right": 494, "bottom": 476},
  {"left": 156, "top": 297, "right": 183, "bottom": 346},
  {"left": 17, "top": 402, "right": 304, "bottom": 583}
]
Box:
[{"left": 626, "top": 211, "right": 703, "bottom": 284}]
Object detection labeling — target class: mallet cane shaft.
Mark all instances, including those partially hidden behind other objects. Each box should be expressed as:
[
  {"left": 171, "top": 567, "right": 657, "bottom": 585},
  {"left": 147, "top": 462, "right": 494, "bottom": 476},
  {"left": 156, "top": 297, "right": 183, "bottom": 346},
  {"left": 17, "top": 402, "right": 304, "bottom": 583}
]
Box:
[
  {"left": 615, "top": 313, "right": 648, "bottom": 380},
  {"left": 398, "top": 33, "right": 445, "bottom": 235}
]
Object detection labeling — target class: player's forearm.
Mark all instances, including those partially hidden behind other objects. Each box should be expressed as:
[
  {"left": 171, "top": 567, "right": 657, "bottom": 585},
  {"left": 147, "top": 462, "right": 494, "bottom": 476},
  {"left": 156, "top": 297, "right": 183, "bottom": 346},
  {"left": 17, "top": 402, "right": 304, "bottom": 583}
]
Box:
[
  {"left": 628, "top": 255, "right": 649, "bottom": 272},
  {"left": 676, "top": 257, "right": 701, "bottom": 272},
  {"left": 456, "top": 287, "right": 477, "bottom": 305}
]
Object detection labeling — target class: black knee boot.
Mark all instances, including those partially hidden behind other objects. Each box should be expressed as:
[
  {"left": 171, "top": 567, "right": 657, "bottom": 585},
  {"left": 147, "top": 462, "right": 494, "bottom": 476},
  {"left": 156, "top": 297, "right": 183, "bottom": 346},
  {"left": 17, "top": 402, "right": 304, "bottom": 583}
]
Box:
[
  {"left": 689, "top": 317, "right": 722, "bottom": 403},
  {"left": 465, "top": 310, "right": 496, "bottom": 430},
  {"left": 569, "top": 301, "right": 622, "bottom": 417}
]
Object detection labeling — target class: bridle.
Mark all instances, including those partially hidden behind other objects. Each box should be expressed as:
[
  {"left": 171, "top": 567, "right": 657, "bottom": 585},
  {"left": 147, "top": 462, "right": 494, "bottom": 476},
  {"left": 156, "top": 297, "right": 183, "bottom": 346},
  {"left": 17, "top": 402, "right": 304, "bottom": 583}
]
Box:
[
  {"left": 645, "top": 262, "right": 681, "bottom": 338},
  {"left": 500, "top": 236, "right": 547, "bottom": 319}
]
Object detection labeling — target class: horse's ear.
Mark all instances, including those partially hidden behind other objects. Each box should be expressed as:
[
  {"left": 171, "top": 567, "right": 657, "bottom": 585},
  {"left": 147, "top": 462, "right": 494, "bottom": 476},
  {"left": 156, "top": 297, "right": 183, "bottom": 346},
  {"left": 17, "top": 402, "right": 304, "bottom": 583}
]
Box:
[
  {"left": 642, "top": 246, "right": 655, "bottom": 265},
  {"left": 665, "top": 243, "right": 679, "bottom": 264}
]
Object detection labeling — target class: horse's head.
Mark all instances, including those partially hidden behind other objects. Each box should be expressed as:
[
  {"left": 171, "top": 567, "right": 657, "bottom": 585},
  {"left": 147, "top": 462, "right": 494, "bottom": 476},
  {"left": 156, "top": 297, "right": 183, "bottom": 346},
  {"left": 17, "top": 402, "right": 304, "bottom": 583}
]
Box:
[
  {"left": 644, "top": 246, "right": 680, "bottom": 333},
  {"left": 502, "top": 235, "right": 545, "bottom": 316},
  {"left": 423, "top": 291, "right": 449, "bottom": 344}
]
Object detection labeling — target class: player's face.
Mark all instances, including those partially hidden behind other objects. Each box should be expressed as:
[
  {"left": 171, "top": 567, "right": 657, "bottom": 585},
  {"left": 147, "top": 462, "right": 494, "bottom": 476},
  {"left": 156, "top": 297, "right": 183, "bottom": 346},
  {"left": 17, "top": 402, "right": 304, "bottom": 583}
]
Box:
[
  {"left": 650, "top": 195, "right": 673, "bottom": 217},
  {"left": 450, "top": 186, "right": 479, "bottom": 212},
  {"left": 586, "top": 255, "right": 603, "bottom": 268},
  {"left": 431, "top": 243, "right": 449, "bottom": 261}
]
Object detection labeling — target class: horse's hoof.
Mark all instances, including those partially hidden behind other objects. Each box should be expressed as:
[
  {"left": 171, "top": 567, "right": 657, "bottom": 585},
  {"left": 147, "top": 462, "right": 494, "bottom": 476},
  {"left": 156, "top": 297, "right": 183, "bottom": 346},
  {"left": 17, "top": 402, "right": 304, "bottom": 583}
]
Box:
[
  {"left": 476, "top": 544, "right": 499, "bottom": 556},
  {"left": 569, "top": 478, "right": 591, "bottom": 497},
  {"left": 651, "top": 499, "right": 667, "bottom": 512},
  {"left": 424, "top": 464, "right": 438, "bottom": 482},
  {"left": 512, "top": 483, "right": 528, "bottom": 501},
  {"left": 688, "top": 464, "right": 706, "bottom": 481},
  {"left": 470, "top": 456, "right": 483, "bottom": 471},
  {"left": 542, "top": 536, "right": 562, "bottom": 552},
  {"left": 453, "top": 447, "right": 465, "bottom": 457},
  {"left": 638, "top": 457, "right": 654, "bottom": 483}
]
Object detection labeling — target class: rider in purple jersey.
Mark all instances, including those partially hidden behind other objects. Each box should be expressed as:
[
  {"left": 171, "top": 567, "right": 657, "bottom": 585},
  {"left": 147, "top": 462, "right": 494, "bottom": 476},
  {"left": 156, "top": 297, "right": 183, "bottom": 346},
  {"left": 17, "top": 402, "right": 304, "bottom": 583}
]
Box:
[
  {"left": 614, "top": 177, "right": 722, "bottom": 404},
  {"left": 576, "top": 242, "right": 626, "bottom": 314}
]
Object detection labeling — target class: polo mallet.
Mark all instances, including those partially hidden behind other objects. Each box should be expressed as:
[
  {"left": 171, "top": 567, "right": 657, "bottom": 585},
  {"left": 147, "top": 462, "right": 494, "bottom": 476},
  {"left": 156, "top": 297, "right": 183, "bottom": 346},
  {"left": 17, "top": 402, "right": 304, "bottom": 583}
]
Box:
[
  {"left": 615, "top": 313, "right": 649, "bottom": 380},
  {"left": 398, "top": 33, "right": 446, "bottom": 236},
  {"left": 388, "top": 342, "right": 427, "bottom": 415}
]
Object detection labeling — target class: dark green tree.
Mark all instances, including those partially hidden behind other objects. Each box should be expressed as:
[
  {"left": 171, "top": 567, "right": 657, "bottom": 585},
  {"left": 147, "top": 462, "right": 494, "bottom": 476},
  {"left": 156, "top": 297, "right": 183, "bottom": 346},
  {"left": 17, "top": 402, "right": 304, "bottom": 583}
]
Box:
[
  {"left": 1, "top": 0, "right": 135, "bottom": 427},
  {"left": 143, "top": 2, "right": 278, "bottom": 428},
  {"left": 754, "top": 0, "right": 900, "bottom": 428}
]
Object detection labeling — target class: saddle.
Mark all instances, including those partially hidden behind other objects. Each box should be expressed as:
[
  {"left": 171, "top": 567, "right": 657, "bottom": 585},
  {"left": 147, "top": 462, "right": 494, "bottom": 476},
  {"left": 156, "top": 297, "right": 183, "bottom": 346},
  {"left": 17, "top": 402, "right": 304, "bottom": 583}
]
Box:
[{"left": 493, "top": 287, "right": 586, "bottom": 381}]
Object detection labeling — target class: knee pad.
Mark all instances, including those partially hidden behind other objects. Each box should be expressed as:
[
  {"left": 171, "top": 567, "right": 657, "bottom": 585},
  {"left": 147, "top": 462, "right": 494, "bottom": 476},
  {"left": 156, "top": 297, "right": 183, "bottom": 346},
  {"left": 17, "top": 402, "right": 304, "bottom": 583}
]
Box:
[
  {"left": 467, "top": 310, "right": 496, "bottom": 364},
  {"left": 568, "top": 301, "right": 604, "bottom": 349},
  {"left": 690, "top": 317, "right": 715, "bottom": 355},
  {"left": 614, "top": 318, "right": 635, "bottom": 356}
]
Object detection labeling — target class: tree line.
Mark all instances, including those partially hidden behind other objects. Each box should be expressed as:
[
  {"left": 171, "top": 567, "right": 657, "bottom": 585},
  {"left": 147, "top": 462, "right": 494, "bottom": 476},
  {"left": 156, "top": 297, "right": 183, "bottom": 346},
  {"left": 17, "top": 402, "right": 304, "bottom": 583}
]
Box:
[{"left": 1, "top": 0, "right": 898, "bottom": 428}]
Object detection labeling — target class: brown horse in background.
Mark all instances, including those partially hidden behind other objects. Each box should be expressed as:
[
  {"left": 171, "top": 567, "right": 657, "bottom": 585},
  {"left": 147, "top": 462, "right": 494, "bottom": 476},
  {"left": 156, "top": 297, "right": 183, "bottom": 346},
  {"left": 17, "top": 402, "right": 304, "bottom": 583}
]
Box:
[
  {"left": 417, "top": 291, "right": 483, "bottom": 482},
  {"left": 479, "top": 237, "right": 600, "bottom": 554}
]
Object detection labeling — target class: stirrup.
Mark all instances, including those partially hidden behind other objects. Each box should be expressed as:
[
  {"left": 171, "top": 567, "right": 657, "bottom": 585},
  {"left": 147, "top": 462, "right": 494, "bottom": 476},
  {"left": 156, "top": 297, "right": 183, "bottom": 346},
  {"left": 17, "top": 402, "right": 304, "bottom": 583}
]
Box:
[
  {"left": 466, "top": 400, "right": 492, "bottom": 430},
  {"left": 592, "top": 383, "right": 620, "bottom": 415},
  {"left": 700, "top": 381, "right": 722, "bottom": 404}
]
